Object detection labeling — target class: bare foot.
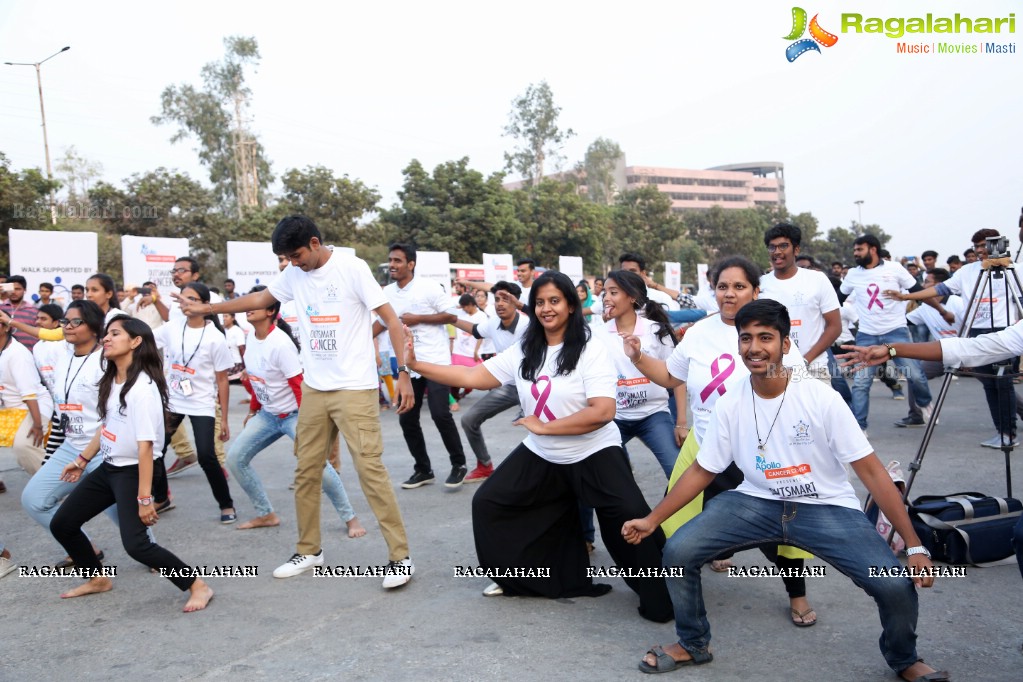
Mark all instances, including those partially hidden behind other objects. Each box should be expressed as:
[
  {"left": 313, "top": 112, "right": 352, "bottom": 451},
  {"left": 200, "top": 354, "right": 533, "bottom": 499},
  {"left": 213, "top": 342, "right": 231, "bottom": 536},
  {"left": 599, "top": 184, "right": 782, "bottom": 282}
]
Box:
[
  {"left": 789, "top": 596, "right": 817, "bottom": 626},
  {"left": 61, "top": 577, "right": 113, "bottom": 599},
  {"left": 710, "top": 559, "right": 733, "bottom": 572},
  {"left": 346, "top": 517, "right": 367, "bottom": 538},
  {"left": 641, "top": 643, "right": 693, "bottom": 669},
  {"left": 237, "top": 512, "right": 281, "bottom": 529},
  {"left": 899, "top": 661, "right": 948, "bottom": 681},
  {"left": 183, "top": 579, "right": 214, "bottom": 612}
]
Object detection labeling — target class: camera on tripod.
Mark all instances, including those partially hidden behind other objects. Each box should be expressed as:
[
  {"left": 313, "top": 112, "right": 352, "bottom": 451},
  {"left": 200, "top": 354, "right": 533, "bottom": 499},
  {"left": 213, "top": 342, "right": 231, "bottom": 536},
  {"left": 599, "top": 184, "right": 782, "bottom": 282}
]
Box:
[{"left": 986, "top": 235, "right": 1010, "bottom": 259}]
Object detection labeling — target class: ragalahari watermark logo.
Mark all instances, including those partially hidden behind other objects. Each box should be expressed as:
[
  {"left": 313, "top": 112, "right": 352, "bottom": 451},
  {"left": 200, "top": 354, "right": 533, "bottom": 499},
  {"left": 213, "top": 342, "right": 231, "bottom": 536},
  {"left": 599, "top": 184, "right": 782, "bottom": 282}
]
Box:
[{"left": 784, "top": 7, "right": 839, "bottom": 62}]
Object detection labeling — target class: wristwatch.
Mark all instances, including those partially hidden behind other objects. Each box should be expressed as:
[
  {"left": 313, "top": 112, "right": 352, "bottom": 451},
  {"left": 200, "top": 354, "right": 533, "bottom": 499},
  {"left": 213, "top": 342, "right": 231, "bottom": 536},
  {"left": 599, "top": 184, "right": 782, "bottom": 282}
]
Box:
[
  {"left": 137, "top": 496, "right": 153, "bottom": 506},
  {"left": 905, "top": 545, "right": 931, "bottom": 558},
  {"left": 397, "top": 365, "right": 411, "bottom": 375},
  {"left": 884, "top": 343, "right": 897, "bottom": 358}
]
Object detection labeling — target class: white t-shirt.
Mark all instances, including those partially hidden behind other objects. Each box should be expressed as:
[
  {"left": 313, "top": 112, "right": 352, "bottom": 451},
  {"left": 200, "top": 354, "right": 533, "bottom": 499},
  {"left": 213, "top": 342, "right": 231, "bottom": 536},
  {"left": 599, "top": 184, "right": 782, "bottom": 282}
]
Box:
[
  {"left": 0, "top": 338, "right": 53, "bottom": 418},
  {"left": 99, "top": 376, "right": 166, "bottom": 467},
  {"left": 667, "top": 315, "right": 806, "bottom": 444},
  {"left": 474, "top": 313, "right": 528, "bottom": 353},
  {"left": 835, "top": 300, "right": 857, "bottom": 346},
  {"left": 383, "top": 276, "right": 457, "bottom": 372},
  {"left": 244, "top": 326, "right": 304, "bottom": 415},
  {"left": 278, "top": 300, "right": 302, "bottom": 345},
  {"left": 907, "top": 296, "right": 965, "bottom": 341},
  {"left": 944, "top": 260, "right": 1021, "bottom": 329},
  {"left": 760, "top": 268, "right": 840, "bottom": 369},
  {"left": 484, "top": 339, "right": 621, "bottom": 464},
  {"left": 697, "top": 376, "right": 873, "bottom": 510},
  {"left": 648, "top": 287, "right": 679, "bottom": 312},
  {"left": 154, "top": 319, "right": 233, "bottom": 417},
  {"left": 53, "top": 346, "right": 105, "bottom": 450},
  {"left": 694, "top": 286, "right": 719, "bottom": 313},
  {"left": 33, "top": 339, "right": 67, "bottom": 400},
  {"left": 224, "top": 325, "right": 246, "bottom": 365},
  {"left": 598, "top": 316, "right": 675, "bottom": 421},
  {"left": 840, "top": 261, "right": 916, "bottom": 336},
  {"left": 476, "top": 308, "right": 496, "bottom": 355},
  {"left": 453, "top": 309, "right": 487, "bottom": 358},
  {"left": 267, "top": 248, "right": 386, "bottom": 391}
]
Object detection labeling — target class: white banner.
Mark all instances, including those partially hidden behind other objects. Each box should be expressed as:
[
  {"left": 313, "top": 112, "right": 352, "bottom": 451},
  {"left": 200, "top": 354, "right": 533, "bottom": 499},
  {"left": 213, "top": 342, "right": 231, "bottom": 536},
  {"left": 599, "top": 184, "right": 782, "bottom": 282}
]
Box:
[
  {"left": 9, "top": 229, "right": 98, "bottom": 309},
  {"left": 664, "top": 261, "right": 681, "bottom": 291},
  {"left": 121, "top": 235, "right": 189, "bottom": 299},
  {"left": 415, "top": 250, "right": 451, "bottom": 295},
  {"left": 227, "top": 241, "right": 279, "bottom": 294},
  {"left": 336, "top": 246, "right": 356, "bottom": 258},
  {"left": 697, "top": 263, "right": 710, "bottom": 291},
  {"left": 483, "top": 253, "right": 513, "bottom": 284},
  {"left": 559, "top": 256, "right": 584, "bottom": 286}
]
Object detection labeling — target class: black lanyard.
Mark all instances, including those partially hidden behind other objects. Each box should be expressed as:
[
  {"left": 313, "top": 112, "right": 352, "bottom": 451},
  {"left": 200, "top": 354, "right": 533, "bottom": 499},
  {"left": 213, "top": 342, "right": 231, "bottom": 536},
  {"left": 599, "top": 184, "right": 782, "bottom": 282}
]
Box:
[
  {"left": 64, "top": 343, "right": 99, "bottom": 402},
  {"left": 180, "top": 322, "right": 207, "bottom": 369}
]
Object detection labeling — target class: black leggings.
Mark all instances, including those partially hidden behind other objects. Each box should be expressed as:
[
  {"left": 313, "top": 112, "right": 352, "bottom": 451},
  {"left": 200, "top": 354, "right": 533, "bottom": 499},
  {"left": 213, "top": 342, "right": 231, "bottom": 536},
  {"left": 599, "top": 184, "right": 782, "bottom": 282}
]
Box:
[
  {"left": 50, "top": 461, "right": 195, "bottom": 591},
  {"left": 156, "top": 413, "right": 232, "bottom": 510},
  {"left": 398, "top": 377, "right": 466, "bottom": 473}
]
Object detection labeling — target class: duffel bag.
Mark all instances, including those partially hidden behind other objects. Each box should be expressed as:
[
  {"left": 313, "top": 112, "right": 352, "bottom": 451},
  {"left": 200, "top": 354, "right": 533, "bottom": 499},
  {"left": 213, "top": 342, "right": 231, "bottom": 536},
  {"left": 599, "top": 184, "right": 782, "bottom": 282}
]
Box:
[{"left": 910, "top": 492, "right": 1022, "bottom": 565}]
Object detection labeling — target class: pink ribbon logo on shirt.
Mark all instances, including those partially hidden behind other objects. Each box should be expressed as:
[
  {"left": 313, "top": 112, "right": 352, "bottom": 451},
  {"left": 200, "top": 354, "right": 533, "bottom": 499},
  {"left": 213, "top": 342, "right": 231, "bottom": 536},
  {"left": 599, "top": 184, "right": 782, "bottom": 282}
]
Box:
[
  {"left": 866, "top": 283, "right": 884, "bottom": 310},
  {"left": 699, "top": 354, "right": 735, "bottom": 402},
  {"left": 531, "top": 375, "right": 557, "bottom": 421}
]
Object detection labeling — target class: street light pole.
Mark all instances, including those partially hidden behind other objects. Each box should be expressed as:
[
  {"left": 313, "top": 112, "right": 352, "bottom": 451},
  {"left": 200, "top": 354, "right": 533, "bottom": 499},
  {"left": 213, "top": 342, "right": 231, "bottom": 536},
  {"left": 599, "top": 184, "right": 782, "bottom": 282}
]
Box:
[
  {"left": 5, "top": 46, "right": 70, "bottom": 225},
  {"left": 854, "top": 199, "right": 864, "bottom": 227}
]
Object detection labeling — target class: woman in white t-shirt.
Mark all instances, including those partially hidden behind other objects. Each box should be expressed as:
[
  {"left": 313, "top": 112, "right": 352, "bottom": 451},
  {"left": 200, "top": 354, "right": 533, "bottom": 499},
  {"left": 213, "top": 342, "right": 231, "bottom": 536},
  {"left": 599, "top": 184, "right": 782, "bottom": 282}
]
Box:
[
  {"left": 227, "top": 287, "right": 364, "bottom": 537},
  {"left": 222, "top": 313, "right": 247, "bottom": 380},
  {"left": 0, "top": 317, "right": 52, "bottom": 475},
  {"left": 405, "top": 271, "right": 672, "bottom": 622},
  {"left": 22, "top": 301, "right": 111, "bottom": 566},
  {"left": 0, "top": 273, "right": 124, "bottom": 346},
  {"left": 32, "top": 303, "right": 68, "bottom": 461},
  {"left": 625, "top": 256, "right": 818, "bottom": 627},
  {"left": 51, "top": 316, "right": 214, "bottom": 612},
  {"left": 152, "top": 282, "right": 236, "bottom": 523}
]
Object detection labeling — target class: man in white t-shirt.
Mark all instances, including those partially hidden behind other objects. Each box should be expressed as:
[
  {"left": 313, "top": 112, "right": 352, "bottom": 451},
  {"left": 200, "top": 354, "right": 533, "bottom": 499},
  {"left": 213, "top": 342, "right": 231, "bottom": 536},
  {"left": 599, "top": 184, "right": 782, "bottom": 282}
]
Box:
[
  {"left": 175, "top": 216, "right": 416, "bottom": 587},
  {"left": 840, "top": 234, "right": 933, "bottom": 433},
  {"left": 891, "top": 228, "right": 1023, "bottom": 447},
  {"left": 379, "top": 243, "right": 468, "bottom": 490},
  {"left": 448, "top": 281, "right": 528, "bottom": 482},
  {"left": 759, "top": 223, "right": 841, "bottom": 384},
  {"left": 455, "top": 257, "right": 539, "bottom": 314},
  {"left": 622, "top": 300, "right": 947, "bottom": 682}
]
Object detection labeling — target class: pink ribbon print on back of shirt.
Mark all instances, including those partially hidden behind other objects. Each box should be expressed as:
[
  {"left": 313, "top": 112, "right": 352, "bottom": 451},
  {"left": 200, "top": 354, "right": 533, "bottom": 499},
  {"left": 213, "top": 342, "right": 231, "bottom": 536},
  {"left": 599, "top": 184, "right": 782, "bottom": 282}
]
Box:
[
  {"left": 866, "top": 283, "right": 884, "bottom": 310},
  {"left": 699, "top": 354, "right": 735, "bottom": 402},
  {"left": 531, "top": 375, "right": 557, "bottom": 421}
]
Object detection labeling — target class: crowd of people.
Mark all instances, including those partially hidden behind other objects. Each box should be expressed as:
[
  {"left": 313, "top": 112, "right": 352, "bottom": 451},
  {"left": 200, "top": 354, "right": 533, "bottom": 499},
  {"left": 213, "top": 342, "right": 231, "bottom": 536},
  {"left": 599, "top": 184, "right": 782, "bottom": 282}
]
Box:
[{"left": 7, "top": 213, "right": 1023, "bottom": 681}]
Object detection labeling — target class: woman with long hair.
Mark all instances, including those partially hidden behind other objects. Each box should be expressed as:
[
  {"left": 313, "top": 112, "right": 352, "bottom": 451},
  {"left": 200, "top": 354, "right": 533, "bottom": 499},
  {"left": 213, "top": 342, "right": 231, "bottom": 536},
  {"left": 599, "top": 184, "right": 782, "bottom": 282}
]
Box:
[
  {"left": 405, "top": 271, "right": 672, "bottom": 622},
  {"left": 576, "top": 279, "right": 594, "bottom": 323},
  {"left": 152, "top": 282, "right": 235, "bottom": 522},
  {"left": 227, "top": 287, "right": 364, "bottom": 536},
  {"left": 624, "top": 255, "right": 818, "bottom": 628},
  {"left": 21, "top": 301, "right": 110, "bottom": 566},
  {"left": 51, "top": 316, "right": 214, "bottom": 611}
]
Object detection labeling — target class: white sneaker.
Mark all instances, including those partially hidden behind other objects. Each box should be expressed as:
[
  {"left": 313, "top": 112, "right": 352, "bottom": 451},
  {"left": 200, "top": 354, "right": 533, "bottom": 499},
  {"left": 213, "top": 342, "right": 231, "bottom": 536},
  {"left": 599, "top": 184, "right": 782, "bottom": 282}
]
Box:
[
  {"left": 272, "top": 551, "right": 323, "bottom": 578},
  {"left": 0, "top": 556, "right": 16, "bottom": 580},
  {"left": 483, "top": 581, "right": 504, "bottom": 597},
  {"left": 382, "top": 557, "right": 414, "bottom": 589},
  {"left": 920, "top": 404, "right": 938, "bottom": 425}
]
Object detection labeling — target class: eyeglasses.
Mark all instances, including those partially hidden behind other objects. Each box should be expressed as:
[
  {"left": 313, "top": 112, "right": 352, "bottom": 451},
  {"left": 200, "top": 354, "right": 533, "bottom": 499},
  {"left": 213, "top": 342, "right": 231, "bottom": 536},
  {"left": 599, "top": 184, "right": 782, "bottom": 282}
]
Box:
[
  {"left": 59, "top": 318, "right": 87, "bottom": 328},
  {"left": 766, "top": 243, "right": 793, "bottom": 253},
  {"left": 170, "top": 267, "right": 192, "bottom": 274}
]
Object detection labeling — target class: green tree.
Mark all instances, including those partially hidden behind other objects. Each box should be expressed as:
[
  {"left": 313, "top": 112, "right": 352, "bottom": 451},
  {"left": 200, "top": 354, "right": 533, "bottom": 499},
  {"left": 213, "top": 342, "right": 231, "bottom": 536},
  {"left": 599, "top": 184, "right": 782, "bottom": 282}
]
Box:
[
  {"left": 152, "top": 36, "right": 272, "bottom": 215},
  {"left": 0, "top": 153, "right": 60, "bottom": 272},
  {"left": 379, "top": 158, "right": 523, "bottom": 262},
  {"left": 683, "top": 206, "right": 771, "bottom": 270},
  {"left": 511, "top": 179, "right": 611, "bottom": 272},
  {"left": 580, "top": 137, "right": 623, "bottom": 205},
  {"left": 503, "top": 81, "right": 575, "bottom": 186},
  {"left": 607, "top": 186, "right": 685, "bottom": 275},
  {"left": 277, "top": 165, "right": 381, "bottom": 246},
  {"left": 815, "top": 223, "right": 891, "bottom": 267}
]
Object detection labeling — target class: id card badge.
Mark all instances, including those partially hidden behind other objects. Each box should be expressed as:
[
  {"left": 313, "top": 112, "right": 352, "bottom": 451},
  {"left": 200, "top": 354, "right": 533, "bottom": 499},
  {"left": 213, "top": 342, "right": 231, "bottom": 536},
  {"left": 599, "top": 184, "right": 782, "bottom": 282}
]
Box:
[{"left": 179, "top": 378, "right": 194, "bottom": 396}]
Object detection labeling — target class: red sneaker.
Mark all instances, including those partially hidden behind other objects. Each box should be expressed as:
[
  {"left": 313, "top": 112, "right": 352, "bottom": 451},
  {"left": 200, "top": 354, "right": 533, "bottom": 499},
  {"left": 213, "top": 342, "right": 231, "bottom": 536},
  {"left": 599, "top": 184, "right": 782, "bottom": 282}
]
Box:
[{"left": 463, "top": 463, "right": 494, "bottom": 483}]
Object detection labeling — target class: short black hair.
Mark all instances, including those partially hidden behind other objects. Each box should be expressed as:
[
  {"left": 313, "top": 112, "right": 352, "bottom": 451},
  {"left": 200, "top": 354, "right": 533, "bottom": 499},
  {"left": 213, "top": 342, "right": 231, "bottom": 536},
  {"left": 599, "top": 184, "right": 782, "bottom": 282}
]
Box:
[
  {"left": 458, "top": 293, "right": 475, "bottom": 307},
  {"left": 272, "top": 215, "right": 322, "bottom": 254},
  {"left": 7, "top": 275, "right": 26, "bottom": 288},
  {"left": 921, "top": 250, "right": 938, "bottom": 260},
  {"left": 618, "top": 252, "right": 647, "bottom": 272},
  {"left": 763, "top": 222, "right": 802, "bottom": 248},
  {"left": 712, "top": 256, "right": 761, "bottom": 289},
  {"left": 972, "top": 228, "right": 999, "bottom": 244},
  {"left": 71, "top": 284, "right": 85, "bottom": 293},
  {"left": 963, "top": 248, "right": 976, "bottom": 257},
  {"left": 946, "top": 255, "right": 962, "bottom": 265},
  {"left": 491, "top": 280, "right": 522, "bottom": 299},
  {"left": 796, "top": 255, "right": 816, "bottom": 268},
  {"left": 735, "top": 299, "right": 791, "bottom": 339},
  {"left": 37, "top": 303, "right": 63, "bottom": 321},
  {"left": 224, "top": 278, "right": 235, "bottom": 285},
  {"left": 594, "top": 276, "right": 605, "bottom": 285},
  {"left": 388, "top": 242, "right": 417, "bottom": 266},
  {"left": 830, "top": 261, "right": 843, "bottom": 268},
  {"left": 175, "top": 256, "right": 200, "bottom": 273},
  {"left": 927, "top": 267, "right": 951, "bottom": 283},
  {"left": 39, "top": 282, "right": 53, "bottom": 292},
  {"left": 854, "top": 234, "right": 881, "bottom": 252},
  {"left": 515, "top": 258, "right": 536, "bottom": 270}
]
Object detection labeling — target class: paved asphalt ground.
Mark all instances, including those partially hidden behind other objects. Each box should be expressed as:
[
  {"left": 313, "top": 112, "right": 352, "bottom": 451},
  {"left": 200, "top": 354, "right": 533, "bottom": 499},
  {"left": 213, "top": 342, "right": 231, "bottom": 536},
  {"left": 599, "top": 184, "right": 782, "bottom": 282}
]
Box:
[{"left": 1, "top": 377, "right": 1021, "bottom": 681}]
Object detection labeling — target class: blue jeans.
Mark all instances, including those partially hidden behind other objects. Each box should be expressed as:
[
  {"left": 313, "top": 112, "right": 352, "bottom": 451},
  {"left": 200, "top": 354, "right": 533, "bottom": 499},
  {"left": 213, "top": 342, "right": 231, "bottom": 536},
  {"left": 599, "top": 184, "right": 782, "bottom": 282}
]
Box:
[
  {"left": 663, "top": 491, "right": 920, "bottom": 673},
  {"left": 227, "top": 409, "right": 355, "bottom": 521},
  {"left": 616, "top": 411, "right": 679, "bottom": 478},
  {"left": 826, "top": 347, "right": 852, "bottom": 405},
  {"left": 22, "top": 440, "right": 117, "bottom": 549},
  {"left": 852, "top": 328, "right": 932, "bottom": 429}
]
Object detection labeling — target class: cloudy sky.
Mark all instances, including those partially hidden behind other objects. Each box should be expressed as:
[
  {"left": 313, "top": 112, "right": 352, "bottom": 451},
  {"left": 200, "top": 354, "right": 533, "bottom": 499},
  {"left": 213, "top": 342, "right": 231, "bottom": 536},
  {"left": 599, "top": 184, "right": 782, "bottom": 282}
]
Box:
[{"left": 2, "top": 0, "right": 1020, "bottom": 271}]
